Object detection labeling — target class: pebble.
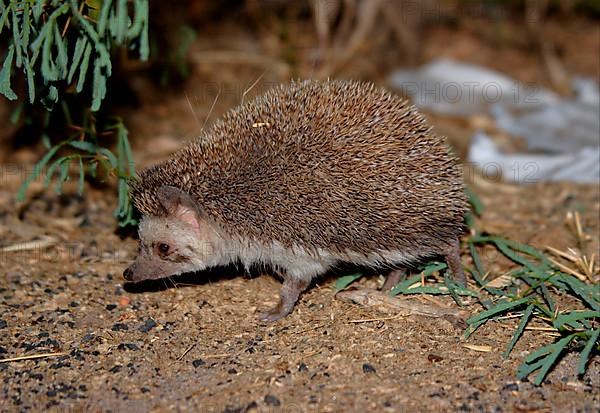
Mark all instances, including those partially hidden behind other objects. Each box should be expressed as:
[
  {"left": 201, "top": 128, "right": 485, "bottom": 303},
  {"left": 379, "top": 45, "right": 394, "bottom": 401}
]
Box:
[
  {"left": 264, "top": 395, "right": 281, "bottom": 406},
  {"left": 362, "top": 363, "right": 377, "bottom": 374},
  {"left": 111, "top": 323, "right": 129, "bottom": 331},
  {"left": 138, "top": 318, "right": 157, "bottom": 333}
]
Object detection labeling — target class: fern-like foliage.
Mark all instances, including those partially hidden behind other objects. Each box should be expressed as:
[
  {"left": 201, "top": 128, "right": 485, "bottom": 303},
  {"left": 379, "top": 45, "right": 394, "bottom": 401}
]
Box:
[{"left": 0, "top": 0, "right": 148, "bottom": 110}]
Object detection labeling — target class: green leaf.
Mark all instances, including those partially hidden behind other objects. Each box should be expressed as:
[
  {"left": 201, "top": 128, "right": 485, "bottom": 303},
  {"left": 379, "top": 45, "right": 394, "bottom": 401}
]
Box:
[
  {"left": 68, "top": 37, "right": 87, "bottom": 83},
  {"left": 333, "top": 273, "right": 363, "bottom": 292},
  {"left": 70, "top": 0, "right": 100, "bottom": 43},
  {"left": 42, "top": 134, "right": 51, "bottom": 149},
  {"left": 468, "top": 242, "right": 485, "bottom": 278},
  {"left": 422, "top": 262, "right": 447, "bottom": 276},
  {"left": 53, "top": 22, "right": 68, "bottom": 78},
  {"left": 504, "top": 304, "right": 535, "bottom": 358},
  {"left": 11, "top": 2, "right": 22, "bottom": 68},
  {"left": 88, "top": 161, "right": 98, "bottom": 178},
  {"left": 76, "top": 42, "right": 92, "bottom": 92},
  {"left": 22, "top": 1, "right": 31, "bottom": 51},
  {"left": 444, "top": 273, "right": 464, "bottom": 306},
  {"left": 17, "top": 144, "right": 64, "bottom": 201},
  {"left": 531, "top": 335, "right": 575, "bottom": 385},
  {"left": 91, "top": 57, "right": 107, "bottom": 111},
  {"left": 554, "top": 274, "right": 600, "bottom": 311},
  {"left": 33, "top": 0, "right": 45, "bottom": 22},
  {"left": 115, "top": 177, "right": 128, "bottom": 218},
  {"left": 138, "top": 1, "right": 149, "bottom": 60},
  {"left": 29, "top": 20, "right": 51, "bottom": 65},
  {"left": 43, "top": 85, "right": 59, "bottom": 110},
  {"left": 0, "top": 3, "right": 11, "bottom": 33},
  {"left": 23, "top": 55, "right": 35, "bottom": 103},
  {"left": 99, "top": 148, "right": 118, "bottom": 168},
  {"left": 55, "top": 157, "right": 72, "bottom": 194},
  {"left": 553, "top": 311, "right": 600, "bottom": 331},
  {"left": 69, "top": 140, "right": 99, "bottom": 153},
  {"left": 9, "top": 101, "right": 23, "bottom": 124},
  {"left": 115, "top": 0, "right": 128, "bottom": 44},
  {"left": 41, "top": 19, "right": 58, "bottom": 81},
  {"left": 467, "top": 296, "right": 531, "bottom": 325},
  {"left": 97, "top": 0, "right": 112, "bottom": 36},
  {"left": 0, "top": 44, "right": 17, "bottom": 100},
  {"left": 45, "top": 156, "right": 66, "bottom": 188},
  {"left": 578, "top": 329, "right": 599, "bottom": 376},
  {"left": 390, "top": 274, "right": 421, "bottom": 296},
  {"left": 127, "top": 0, "right": 145, "bottom": 37}
]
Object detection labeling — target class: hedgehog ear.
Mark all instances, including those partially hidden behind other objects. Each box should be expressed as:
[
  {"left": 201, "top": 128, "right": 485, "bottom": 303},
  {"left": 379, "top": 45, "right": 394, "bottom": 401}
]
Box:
[{"left": 157, "top": 185, "right": 202, "bottom": 231}]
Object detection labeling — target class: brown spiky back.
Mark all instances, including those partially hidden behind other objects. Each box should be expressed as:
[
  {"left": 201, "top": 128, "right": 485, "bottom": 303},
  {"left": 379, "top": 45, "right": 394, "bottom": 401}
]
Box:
[{"left": 131, "top": 80, "right": 468, "bottom": 257}]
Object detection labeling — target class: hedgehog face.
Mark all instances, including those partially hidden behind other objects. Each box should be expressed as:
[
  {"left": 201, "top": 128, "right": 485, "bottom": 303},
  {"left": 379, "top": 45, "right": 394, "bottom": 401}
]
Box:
[{"left": 123, "top": 186, "right": 225, "bottom": 282}]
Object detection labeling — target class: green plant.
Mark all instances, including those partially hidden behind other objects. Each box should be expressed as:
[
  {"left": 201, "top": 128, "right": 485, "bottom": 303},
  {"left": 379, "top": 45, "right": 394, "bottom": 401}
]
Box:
[
  {"left": 334, "top": 191, "right": 598, "bottom": 385},
  {"left": 465, "top": 234, "right": 598, "bottom": 385},
  {"left": 2, "top": 0, "right": 149, "bottom": 226},
  {"left": 1, "top": 0, "right": 148, "bottom": 109},
  {"left": 16, "top": 115, "right": 137, "bottom": 226}
]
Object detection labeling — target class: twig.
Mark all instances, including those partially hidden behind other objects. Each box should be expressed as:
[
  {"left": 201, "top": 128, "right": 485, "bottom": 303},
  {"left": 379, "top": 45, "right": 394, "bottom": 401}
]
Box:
[
  {"left": 177, "top": 342, "right": 196, "bottom": 361},
  {"left": 0, "top": 236, "right": 58, "bottom": 253},
  {"left": 348, "top": 314, "right": 406, "bottom": 323},
  {"left": 0, "top": 352, "right": 68, "bottom": 363}
]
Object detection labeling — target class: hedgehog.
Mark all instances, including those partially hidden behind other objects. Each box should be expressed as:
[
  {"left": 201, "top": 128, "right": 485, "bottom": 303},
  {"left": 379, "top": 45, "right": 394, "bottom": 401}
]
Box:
[{"left": 123, "top": 79, "right": 469, "bottom": 322}]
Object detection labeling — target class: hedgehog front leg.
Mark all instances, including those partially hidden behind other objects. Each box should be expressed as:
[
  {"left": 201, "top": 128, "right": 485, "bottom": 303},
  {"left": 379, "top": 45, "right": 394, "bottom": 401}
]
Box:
[
  {"left": 444, "top": 238, "right": 466, "bottom": 286},
  {"left": 259, "top": 276, "right": 311, "bottom": 323}
]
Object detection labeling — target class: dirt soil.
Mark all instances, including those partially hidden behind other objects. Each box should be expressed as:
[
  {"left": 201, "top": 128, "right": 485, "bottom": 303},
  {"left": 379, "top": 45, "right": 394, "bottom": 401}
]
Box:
[{"left": 1, "top": 10, "right": 599, "bottom": 413}]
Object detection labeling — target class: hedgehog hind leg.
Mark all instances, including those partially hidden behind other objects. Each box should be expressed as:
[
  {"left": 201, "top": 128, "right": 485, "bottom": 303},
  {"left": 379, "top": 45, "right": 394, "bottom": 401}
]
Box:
[
  {"left": 381, "top": 268, "right": 407, "bottom": 292},
  {"left": 258, "top": 276, "right": 311, "bottom": 323},
  {"left": 444, "top": 238, "right": 466, "bottom": 286}
]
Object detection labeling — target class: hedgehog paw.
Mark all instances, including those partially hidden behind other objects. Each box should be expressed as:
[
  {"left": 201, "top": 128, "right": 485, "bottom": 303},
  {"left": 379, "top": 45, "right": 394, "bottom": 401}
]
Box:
[
  {"left": 258, "top": 276, "right": 311, "bottom": 323},
  {"left": 258, "top": 306, "right": 293, "bottom": 323}
]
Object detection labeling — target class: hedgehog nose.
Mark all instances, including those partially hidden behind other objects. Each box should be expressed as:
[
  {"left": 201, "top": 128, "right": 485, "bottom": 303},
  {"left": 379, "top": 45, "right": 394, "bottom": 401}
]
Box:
[{"left": 123, "top": 266, "right": 134, "bottom": 281}]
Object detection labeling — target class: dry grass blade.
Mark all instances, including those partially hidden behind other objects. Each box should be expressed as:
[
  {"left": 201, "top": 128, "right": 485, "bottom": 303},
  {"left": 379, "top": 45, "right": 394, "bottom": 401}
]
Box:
[
  {"left": 0, "top": 352, "right": 68, "bottom": 363},
  {"left": 177, "top": 343, "right": 196, "bottom": 361},
  {"left": 546, "top": 245, "right": 598, "bottom": 282},
  {"left": 0, "top": 236, "right": 58, "bottom": 253},
  {"left": 462, "top": 344, "right": 492, "bottom": 352},
  {"left": 544, "top": 211, "right": 599, "bottom": 282}
]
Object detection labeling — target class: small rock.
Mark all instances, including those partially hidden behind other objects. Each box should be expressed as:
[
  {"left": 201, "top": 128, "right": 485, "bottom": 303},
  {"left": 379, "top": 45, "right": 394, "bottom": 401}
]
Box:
[
  {"left": 140, "top": 387, "right": 150, "bottom": 393},
  {"left": 0, "top": 319, "right": 7, "bottom": 329},
  {"left": 138, "top": 318, "right": 157, "bottom": 333},
  {"left": 82, "top": 333, "right": 95, "bottom": 342},
  {"left": 110, "top": 365, "right": 122, "bottom": 373},
  {"left": 264, "top": 395, "right": 281, "bottom": 406},
  {"left": 192, "top": 359, "right": 205, "bottom": 368},
  {"left": 502, "top": 383, "right": 519, "bottom": 392},
  {"left": 362, "top": 363, "right": 377, "bottom": 374},
  {"left": 117, "top": 343, "right": 140, "bottom": 351},
  {"left": 428, "top": 354, "right": 443, "bottom": 363},
  {"left": 111, "top": 323, "right": 129, "bottom": 332}
]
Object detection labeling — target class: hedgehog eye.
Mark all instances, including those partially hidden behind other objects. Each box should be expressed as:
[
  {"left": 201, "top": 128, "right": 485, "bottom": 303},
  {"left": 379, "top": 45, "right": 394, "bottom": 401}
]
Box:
[{"left": 156, "top": 242, "right": 170, "bottom": 256}]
